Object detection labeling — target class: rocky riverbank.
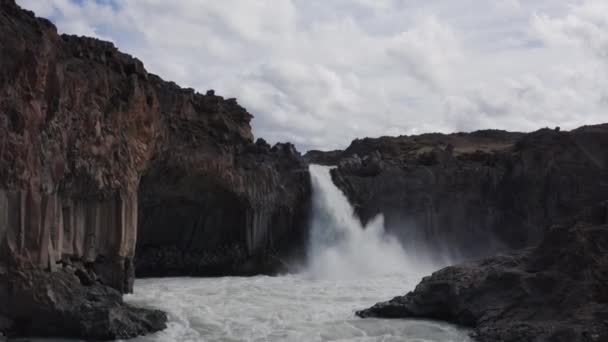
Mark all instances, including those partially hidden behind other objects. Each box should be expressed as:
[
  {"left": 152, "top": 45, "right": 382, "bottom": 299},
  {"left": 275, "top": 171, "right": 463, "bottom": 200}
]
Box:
[{"left": 357, "top": 202, "right": 608, "bottom": 341}]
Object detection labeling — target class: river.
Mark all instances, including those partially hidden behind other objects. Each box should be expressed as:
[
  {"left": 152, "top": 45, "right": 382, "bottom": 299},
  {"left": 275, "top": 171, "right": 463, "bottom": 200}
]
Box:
[{"left": 118, "top": 165, "right": 470, "bottom": 342}]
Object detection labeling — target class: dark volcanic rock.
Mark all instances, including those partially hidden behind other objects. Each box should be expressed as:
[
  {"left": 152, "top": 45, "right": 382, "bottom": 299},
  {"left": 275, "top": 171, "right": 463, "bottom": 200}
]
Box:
[
  {"left": 357, "top": 212, "right": 608, "bottom": 341},
  {"left": 133, "top": 58, "right": 311, "bottom": 277},
  {"left": 327, "top": 126, "right": 608, "bottom": 260},
  {"left": 1, "top": 269, "right": 167, "bottom": 339},
  {"left": 136, "top": 137, "right": 311, "bottom": 277},
  {"left": 304, "top": 149, "right": 344, "bottom": 165}
]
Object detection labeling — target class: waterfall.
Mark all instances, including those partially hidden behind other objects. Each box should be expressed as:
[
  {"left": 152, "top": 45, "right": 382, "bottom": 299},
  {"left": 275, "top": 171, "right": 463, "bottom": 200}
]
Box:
[{"left": 306, "top": 165, "right": 417, "bottom": 279}]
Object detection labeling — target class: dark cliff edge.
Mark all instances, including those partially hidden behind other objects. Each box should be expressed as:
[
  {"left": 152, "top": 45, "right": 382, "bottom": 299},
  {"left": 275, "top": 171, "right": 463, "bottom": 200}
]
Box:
[
  {"left": 305, "top": 125, "right": 608, "bottom": 261},
  {"left": 0, "top": 0, "right": 310, "bottom": 339}
]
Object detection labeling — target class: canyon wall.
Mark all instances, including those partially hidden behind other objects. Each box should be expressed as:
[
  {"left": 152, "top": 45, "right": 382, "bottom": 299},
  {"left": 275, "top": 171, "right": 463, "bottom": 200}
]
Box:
[
  {"left": 0, "top": 0, "right": 309, "bottom": 338},
  {"left": 307, "top": 125, "right": 608, "bottom": 261},
  {"left": 135, "top": 80, "right": 311, "bottom": 276},
  {"left": 0, "top": 0, "right": 158, "bottom": 293},
  {"left": 0, "top": 0, "right": 164, "bottom": 336}
]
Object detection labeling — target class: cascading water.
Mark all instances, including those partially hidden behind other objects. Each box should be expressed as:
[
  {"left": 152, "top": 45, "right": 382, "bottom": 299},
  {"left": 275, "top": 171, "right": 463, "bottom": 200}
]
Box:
[
  {"left": 306, "top": 164, "right": 416, "bottom": 279},
  {"left": 36, "top": 165, "right": 472, "bottom": 341}
]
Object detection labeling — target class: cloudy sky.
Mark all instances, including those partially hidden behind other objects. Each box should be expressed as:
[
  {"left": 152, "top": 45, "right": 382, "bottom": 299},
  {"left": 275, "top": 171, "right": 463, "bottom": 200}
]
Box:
[{"left": 16, "top": 0, "right": 608, "bottom": 151}]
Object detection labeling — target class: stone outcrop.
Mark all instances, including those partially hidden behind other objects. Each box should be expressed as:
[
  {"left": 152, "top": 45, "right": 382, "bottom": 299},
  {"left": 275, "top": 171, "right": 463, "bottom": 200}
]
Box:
[
  {"left": 356, "top": 203, "right": 608, "bottom": 342},
  {"left": 2, "top": 269, "right": 166, "bottom": 339},
  {"left": 308, "top": 126, "right": 608, "bottom": 261},
  {"left": 0, "top": 0, "right": 309, "bottom": 338}
]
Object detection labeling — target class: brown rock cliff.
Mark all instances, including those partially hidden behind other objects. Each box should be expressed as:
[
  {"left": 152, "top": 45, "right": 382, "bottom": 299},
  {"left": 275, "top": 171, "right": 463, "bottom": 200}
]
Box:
[{"left": 0, "top": 0, "right": 310, "bottom": 338}]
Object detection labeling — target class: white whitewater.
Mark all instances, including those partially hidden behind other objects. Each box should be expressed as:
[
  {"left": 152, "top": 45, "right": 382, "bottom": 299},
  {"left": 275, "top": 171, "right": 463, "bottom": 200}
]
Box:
[
  {"left": 306, "top": 164, "right": 421, "bottom": 279},
  {"left": 122, "top": 275, "right": 471, "bottom": 342},
  {"left": 33, "top": 165, "right": 471, "bottom": 342}
]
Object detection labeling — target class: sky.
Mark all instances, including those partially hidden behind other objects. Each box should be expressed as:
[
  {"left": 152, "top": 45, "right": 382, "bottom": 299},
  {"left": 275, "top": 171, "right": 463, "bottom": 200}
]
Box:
[{"left": 16, "top": 0, "right": 608, "bottom": 151}]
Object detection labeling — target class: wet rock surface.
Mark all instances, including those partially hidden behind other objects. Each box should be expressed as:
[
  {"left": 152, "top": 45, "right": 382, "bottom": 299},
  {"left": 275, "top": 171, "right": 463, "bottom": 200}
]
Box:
[
  {"left": 357, "top": 206, "right": 608, "bottom": 342},
  {"left": 1, "top": 269, "right": 167, "bottom": 339}
]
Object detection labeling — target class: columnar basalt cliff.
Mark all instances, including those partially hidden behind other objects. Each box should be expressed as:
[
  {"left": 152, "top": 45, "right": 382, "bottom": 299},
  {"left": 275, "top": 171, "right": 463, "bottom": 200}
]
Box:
[
  {"left": 135, "top": 83, "right": 311, "bottom": 276},
  {"left": 0, "top": 0, "right": 166, "bottom": 338},
  {"left": 307, "top": 125, "right": 608, "bottom": 261},
  {"left": 0, "top": 0, "right": 310, "bottom": 338}
]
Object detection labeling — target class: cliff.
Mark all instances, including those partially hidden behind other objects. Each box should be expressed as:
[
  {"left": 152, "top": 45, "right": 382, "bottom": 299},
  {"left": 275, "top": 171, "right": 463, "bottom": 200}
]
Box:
[
  {"left": 357, "top": 203, "right": 608, "bottom": 341},
  {"left": 136, "top": 120, "right": 311, "bottom": 276},
  {"left": 306, "top": 125, "right": 608, "bottom": 261},
  {"left": 0, "top": 0, "right": 309, "bottom": 338},
  {"left": 310, "top": 125, "right": 608, "bottom": 341}
]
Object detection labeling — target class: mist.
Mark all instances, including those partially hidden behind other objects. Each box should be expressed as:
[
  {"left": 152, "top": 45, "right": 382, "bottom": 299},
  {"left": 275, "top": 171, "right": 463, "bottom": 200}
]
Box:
[{"left": 305, "top": 165, "right": 439, "bottom": 280}]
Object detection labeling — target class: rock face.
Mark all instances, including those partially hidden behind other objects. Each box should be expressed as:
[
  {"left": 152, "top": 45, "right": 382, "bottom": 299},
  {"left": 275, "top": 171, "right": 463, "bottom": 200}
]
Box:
[
  {"left": 0, "top": 0, "right": 166, "bottom": 338},
  {"left": 136, "top": 133, "right": 311, "bottom": 276},
  {"left": 2, "top": 269, "right": 167, "bottom": 339},
  {"left": 356, "top": 204, "right": 608, "bottom": 342},
  {"left": 0, "top": 0, "right": 309, "bottom": 338},
  {"left": 0, "top": 0, "right": 156, "bottom": 295},
  {"left": 308, "top": 126, "right": 608, "bottom": 261}
]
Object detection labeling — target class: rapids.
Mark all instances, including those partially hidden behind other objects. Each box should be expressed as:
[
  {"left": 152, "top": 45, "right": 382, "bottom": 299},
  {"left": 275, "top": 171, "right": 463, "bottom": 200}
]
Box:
[
  {"left": 31, "top": 165, "right": 470, "bottom": 342},
  {"left": 117, "top": 165, "right": 469, "bottom": 341}
]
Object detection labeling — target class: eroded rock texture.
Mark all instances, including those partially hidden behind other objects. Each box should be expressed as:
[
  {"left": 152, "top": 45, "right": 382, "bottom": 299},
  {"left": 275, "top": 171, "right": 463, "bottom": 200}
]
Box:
[
  {"left": 357, "top": 204, "right": 608, "bottom": 342},
  {"left": 0, "top": 0, "right": 309, "bottom": 338},
  {"left": 0, "top": 0, "right": 166, "bottom": 338},
  {"left": 307, "top": 126, "right": 608, "bottom": 261}
]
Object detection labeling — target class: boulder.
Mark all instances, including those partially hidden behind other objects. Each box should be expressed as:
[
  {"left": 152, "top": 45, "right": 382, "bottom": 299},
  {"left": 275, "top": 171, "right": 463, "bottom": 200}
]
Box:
[{"left": 1, "top": 269, "right": 166, "bottom": 340}]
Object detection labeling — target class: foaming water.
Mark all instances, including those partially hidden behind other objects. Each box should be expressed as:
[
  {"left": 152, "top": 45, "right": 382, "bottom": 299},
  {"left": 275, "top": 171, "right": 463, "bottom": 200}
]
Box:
[
  {"left": 25, "top": 274, "right": 470, "bottom": 342},
  {"left": 31, "top": 165, "right": 470, "bottom": 342},
  {"left": 306, "top": 165, "right": 436, "bottom": 279},
  {"left": 120, "top": 274, "right": 471, "bottom": 342}
]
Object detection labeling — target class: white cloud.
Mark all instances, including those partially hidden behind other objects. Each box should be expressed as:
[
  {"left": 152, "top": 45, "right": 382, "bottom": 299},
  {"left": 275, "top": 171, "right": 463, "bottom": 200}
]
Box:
[
  {"left": 15, "top": 0, "right": 608, "bottom": 151},
  {"left": 532, "top": 1, "right": 608, "bottom": 58},
  {"left": 494, "top": 0, "right": 522, "bottom": 14}
]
